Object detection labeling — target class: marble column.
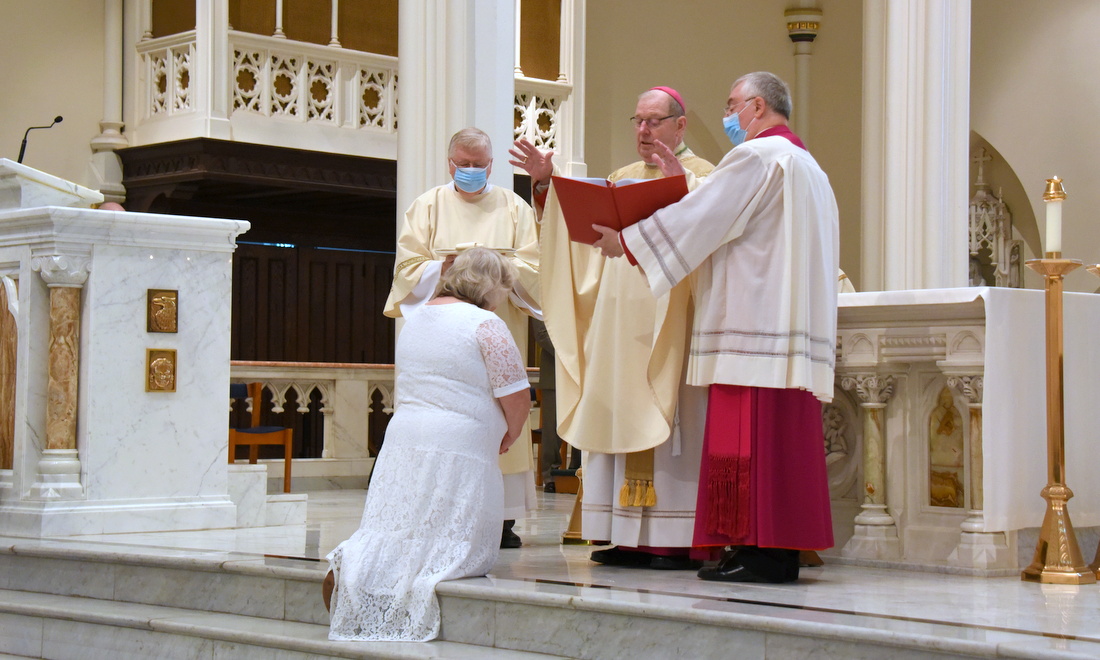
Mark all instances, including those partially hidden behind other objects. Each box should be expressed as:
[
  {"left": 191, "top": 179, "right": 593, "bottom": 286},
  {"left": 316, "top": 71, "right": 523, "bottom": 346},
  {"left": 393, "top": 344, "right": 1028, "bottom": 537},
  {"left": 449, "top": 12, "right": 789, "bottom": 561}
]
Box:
[
  {"left": 0, "top": 277, "right": 16, "bottom": 470},
  {"left": 860, "top": 0, "right": 970, "bottom": 290},
  {"left": 328, "top": 0, "right": 341, "bottom": 46},
  {"left": 396, "top": 0, "right": 516, "bottom": 216},
  {"left": 89, "top": 0, "right": 128, "bottom": 202},
  {"left": 945, "top": 375, "right": 1011, "bottom": 568},
  {"left": 513, "top": 0, "right": 523, "bottom": 76},
  {"left": 194, "top": 0, "right": 232, "bottom": 139},
  {"left": 29, "top": 255, "right": 89, "bottom": 500},
  {"left": 841, "top": 373, "right": 900, "bottom": 559},
  {"left": 784, "top": 4, "right": 822, "bottom": 143},
  {"left": 553, "top": 0, "right": 587, "bottom": 176}
]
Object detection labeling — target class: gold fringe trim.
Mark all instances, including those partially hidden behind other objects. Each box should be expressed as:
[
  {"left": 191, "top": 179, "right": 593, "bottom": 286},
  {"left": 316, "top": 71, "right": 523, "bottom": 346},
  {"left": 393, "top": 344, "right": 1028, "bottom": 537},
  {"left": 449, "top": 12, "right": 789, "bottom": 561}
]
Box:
[
  {"left": 395, "top": 255, "right": 430, "bottom": 273},
  {"left": 618, "top": 478, "right": 657, "bottom": 509},
  {"left": 620, "top": 448, "right": 657, "bottom": 509}
]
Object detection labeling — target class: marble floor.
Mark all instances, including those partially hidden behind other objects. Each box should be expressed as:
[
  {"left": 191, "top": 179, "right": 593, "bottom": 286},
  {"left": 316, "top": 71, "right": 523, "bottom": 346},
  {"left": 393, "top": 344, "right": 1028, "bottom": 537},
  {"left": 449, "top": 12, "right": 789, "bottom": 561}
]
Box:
[{"left": 36, "top": 490, "right": 1100, "bottom": 657}]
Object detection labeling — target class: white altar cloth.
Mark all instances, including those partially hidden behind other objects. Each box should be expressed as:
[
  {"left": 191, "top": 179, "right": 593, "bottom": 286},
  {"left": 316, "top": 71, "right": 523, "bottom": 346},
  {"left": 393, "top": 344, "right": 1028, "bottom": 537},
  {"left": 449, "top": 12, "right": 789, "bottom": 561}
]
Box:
[{"left": 839, "top": 287, "right": 1100, "bottom": 532}]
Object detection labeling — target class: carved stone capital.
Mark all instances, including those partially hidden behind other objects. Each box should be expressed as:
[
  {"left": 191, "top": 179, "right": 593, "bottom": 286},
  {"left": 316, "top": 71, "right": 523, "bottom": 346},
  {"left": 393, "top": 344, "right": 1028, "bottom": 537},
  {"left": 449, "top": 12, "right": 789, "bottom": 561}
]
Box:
[
  {"left": 947, "top": 375, "right": 984, "bottom": 405},
  {"left": 31, "top": 255, "right": 90, "bottom": 287},
  {"left": 840, "top": 373, "right": 896, "bottom": 405}
]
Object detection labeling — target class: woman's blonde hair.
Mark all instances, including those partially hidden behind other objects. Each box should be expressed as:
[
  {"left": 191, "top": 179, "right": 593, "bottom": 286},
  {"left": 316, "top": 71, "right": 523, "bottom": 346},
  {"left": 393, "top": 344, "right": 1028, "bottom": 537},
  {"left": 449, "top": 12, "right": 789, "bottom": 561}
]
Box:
[{"left": 438, "top": 247, "right": 517, "bottom": 309}]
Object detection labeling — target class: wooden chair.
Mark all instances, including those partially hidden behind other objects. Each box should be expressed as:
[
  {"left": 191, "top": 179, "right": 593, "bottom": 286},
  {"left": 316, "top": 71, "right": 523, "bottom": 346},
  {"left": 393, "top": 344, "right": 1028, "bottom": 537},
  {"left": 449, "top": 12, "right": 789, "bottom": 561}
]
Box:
[{"left": 229, "top": 382, "right": 293, "bottom": 493}]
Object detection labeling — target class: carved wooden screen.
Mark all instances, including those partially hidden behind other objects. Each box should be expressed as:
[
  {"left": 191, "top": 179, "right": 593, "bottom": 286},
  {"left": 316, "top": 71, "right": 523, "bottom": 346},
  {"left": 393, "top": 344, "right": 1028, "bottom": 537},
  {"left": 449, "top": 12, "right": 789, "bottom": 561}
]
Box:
[{"left": 232, "top": 243, "right": 395, "bottom": 364}]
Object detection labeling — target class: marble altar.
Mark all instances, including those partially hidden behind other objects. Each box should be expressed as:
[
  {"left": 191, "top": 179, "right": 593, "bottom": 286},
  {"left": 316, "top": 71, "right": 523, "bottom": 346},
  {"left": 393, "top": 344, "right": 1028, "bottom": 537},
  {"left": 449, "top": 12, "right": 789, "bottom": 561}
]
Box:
[
  {"left": 831, "top": 288, "right": 1100, "bottom": 570},
  {"left": 0, "top": 160, "right": 251, "bottom": 535}
]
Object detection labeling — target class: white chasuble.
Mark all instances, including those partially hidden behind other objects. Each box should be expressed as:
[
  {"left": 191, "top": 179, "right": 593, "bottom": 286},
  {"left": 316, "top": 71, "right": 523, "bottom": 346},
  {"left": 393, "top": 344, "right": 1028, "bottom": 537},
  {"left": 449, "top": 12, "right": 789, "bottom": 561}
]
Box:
[
  {"left": 540, "top": 149, "right": 713, "bottom": 548},
  {"left": 384, "top": 183, "right": 540, "bottom": 486}
]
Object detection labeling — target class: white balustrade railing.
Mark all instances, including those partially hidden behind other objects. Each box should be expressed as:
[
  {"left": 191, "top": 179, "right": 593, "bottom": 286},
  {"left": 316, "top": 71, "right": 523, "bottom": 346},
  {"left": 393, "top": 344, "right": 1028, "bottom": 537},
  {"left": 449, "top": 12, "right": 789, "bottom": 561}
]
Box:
[
  {"left": 134, "top": 33, "right": 579, "bottom": 168},
  {"left": 229, "top": 31, "right": 398, "bottom": 132},
  {"left": 136, "top": 31, "right": 196, "bottom": 120},
  {"left": 137, "top": 30, "right": 398, "bottom": 132},
  {"left": 514, "top": 76, "right": 573, "bottom": 153},
  {"left": 230, "top": 361, "right": 395, "bottom": 461},
  {"left": 230, "top": 361, "right": 541, "bottom": 463}
]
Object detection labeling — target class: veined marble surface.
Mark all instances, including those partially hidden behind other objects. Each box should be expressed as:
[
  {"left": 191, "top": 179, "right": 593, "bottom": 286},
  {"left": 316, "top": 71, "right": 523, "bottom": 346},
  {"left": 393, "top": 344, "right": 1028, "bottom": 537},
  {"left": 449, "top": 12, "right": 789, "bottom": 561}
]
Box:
[{"left": 13, "top": 490, "right": 1098, "bottom": 657}]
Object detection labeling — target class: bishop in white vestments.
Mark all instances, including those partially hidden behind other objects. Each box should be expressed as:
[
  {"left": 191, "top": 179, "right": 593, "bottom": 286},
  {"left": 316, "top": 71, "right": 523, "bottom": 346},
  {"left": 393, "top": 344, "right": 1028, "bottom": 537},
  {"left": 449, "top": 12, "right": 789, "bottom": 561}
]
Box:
[{"left": 512, "top": 87, "right": 713, "bottom": 569}]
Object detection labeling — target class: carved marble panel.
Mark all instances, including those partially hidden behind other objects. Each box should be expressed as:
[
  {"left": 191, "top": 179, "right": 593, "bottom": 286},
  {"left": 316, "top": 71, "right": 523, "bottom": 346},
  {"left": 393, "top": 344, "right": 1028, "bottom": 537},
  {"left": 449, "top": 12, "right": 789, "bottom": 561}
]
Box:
[
  {"left": 823, "top": 388, "right": 860, "bottom": 500},
  {"left": 0, "top": 275, "right": 16, "bottom": 469},
  {"left": 46, "top": 287, "right": 80, "bottom": 451},
  {"left": 928, "top": 386, "right": 965, "bottom": 508}
]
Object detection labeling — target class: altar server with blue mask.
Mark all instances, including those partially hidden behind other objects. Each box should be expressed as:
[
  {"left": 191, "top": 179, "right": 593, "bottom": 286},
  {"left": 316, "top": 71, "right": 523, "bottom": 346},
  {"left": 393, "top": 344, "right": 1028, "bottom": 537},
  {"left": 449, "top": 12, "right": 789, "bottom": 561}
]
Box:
[{"left": 384, "top": 127, "right": 541, "bottom": 548}]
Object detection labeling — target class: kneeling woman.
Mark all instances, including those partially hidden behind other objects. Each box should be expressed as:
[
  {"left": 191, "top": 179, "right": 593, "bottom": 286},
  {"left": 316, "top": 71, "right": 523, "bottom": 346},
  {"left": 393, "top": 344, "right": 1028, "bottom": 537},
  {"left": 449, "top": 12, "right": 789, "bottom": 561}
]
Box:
[{"left": 326, "top": 247, "right": 530, "bottom": 641}]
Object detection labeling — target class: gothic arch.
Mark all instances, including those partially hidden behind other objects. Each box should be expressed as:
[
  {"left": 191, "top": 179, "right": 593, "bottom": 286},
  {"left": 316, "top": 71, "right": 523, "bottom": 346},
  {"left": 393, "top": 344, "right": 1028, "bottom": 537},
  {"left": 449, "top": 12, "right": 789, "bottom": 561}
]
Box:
[{"left": 969, "top": 131, "right": 1040, "bottom": 259}]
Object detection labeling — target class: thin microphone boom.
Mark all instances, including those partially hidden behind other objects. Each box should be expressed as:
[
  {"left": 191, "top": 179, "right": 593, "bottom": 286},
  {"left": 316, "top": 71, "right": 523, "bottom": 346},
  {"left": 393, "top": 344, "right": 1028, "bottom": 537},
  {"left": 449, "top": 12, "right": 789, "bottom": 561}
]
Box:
[{"left": 17, "top": 115, "right": 64, "bottom": 164}]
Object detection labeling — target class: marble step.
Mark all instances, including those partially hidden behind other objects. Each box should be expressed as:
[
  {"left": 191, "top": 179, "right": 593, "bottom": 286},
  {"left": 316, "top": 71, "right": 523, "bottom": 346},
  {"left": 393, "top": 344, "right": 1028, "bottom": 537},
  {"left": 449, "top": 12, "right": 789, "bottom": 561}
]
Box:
[
  {"left": 435, "top": 577, "right": 1100, "bottom": 660},
  {"left": 4, "top": 543, "right": 1098, "bottom": 659},
  {"left": 0, "top": 588, "right": 561, "bottom": 659},
  {"left": 0, "top": 542, "right": 331, "bottom": 626}
]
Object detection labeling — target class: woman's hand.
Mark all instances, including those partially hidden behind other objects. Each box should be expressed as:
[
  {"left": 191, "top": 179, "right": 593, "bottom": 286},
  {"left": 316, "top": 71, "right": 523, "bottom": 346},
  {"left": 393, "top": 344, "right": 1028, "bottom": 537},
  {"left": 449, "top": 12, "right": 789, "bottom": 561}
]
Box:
[{"left": 497, "top": 389, "right": 530, "bottom": 454}]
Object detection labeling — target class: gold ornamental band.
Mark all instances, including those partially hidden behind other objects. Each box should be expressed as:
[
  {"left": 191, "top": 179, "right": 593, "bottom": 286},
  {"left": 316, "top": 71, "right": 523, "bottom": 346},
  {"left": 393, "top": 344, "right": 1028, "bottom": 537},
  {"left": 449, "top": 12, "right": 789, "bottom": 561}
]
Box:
[
  {"left": 395, "top": 256, "right": 430, "bottom": 273},
  {"left": 787, "top": 21, "right": 820, "bottom": 32}
]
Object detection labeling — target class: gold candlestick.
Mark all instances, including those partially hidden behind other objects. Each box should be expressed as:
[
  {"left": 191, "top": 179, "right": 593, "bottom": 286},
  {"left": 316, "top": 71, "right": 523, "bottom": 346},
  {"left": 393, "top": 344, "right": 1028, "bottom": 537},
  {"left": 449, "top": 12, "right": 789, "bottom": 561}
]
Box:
[{"left": 1020, "top": 254, "right": 1094, "bottom": 584}]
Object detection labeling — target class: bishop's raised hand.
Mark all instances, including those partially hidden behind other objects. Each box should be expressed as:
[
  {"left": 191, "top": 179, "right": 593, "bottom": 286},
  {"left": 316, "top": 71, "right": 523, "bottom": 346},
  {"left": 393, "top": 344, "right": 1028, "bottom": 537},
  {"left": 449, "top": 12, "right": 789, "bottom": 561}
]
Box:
[{"left": 508, "top": 139, "right": 554, "bottom": 186}]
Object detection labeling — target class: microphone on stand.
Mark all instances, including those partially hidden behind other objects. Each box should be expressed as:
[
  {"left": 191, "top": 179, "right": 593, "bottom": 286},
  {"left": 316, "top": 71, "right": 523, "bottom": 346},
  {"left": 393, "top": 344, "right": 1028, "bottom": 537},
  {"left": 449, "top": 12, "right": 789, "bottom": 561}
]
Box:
[{"left": 17, "top": 115, "right": 64, "bottom": 164}]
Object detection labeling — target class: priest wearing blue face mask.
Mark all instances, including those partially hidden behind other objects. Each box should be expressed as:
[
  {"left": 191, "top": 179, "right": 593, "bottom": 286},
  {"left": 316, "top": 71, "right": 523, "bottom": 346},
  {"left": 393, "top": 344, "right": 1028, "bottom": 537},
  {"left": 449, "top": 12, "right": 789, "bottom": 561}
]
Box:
[{"left": 384, "top": 127, "right": 541, "bottom": 549}]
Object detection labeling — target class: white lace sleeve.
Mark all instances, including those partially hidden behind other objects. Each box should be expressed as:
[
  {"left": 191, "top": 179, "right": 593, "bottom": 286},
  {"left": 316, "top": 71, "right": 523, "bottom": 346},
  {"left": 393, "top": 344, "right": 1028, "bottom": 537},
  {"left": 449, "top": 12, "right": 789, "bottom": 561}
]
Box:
[{"left": 475, "top": 318, "right": 529, "bottom": 397}]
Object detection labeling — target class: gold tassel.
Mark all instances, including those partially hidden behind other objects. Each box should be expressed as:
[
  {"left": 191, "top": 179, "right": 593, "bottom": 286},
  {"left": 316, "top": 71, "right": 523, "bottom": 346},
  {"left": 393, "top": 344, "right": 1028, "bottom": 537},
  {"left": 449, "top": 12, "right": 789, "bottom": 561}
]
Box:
[
  {"left": 644, "top": 480, "right": 657, "bottom": 507},
  {"left": 619, "top": 480, "right": 631, "bottom": 507},
  {"left": 631, "top": 479, "right": 644, "bottom": 507}
]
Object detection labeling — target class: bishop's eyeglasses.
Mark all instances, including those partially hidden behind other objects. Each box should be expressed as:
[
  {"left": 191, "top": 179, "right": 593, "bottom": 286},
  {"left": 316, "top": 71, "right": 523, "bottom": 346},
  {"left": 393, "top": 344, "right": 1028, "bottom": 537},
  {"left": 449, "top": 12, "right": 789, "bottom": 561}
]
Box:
[{"left": 630, "top": 114, "right": 675, "bottom": 129}]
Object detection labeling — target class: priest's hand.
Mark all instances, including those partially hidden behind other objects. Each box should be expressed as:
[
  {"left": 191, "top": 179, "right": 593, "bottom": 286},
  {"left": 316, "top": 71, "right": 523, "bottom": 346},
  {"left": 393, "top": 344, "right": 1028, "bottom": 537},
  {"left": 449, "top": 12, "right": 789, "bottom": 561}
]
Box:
[
  {"left": 509, "top": 139, "right": 554, "bottom": 188},
  {"left": 651, "top": 139, "right": 686, "bottom": 178},
  {"left": 592, "top": 225, "right": 624, "bottom": 258},
  {"left": 440, "top": 254, "right": 457, "bottom": 275},
  {"left": 500, "top": 431, "right": 516, "bottom": 454}
]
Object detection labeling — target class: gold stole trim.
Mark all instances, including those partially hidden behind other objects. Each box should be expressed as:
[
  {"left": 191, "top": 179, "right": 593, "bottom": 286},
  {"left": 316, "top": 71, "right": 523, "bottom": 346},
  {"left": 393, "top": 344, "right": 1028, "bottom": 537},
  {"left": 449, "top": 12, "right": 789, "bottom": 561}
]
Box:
[
  {"left": 396, "top": 255, "right": 430, "bottom": 273},
  {"left": 619, "top": 448, "right": 657, "bottom": 508}
]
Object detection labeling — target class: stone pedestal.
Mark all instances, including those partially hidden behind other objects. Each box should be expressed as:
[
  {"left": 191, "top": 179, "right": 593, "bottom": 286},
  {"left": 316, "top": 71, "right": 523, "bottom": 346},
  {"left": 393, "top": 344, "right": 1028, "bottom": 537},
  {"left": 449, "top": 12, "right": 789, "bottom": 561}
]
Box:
[{"left": 0, "top": 160, "right": 249, "bottom": 536}]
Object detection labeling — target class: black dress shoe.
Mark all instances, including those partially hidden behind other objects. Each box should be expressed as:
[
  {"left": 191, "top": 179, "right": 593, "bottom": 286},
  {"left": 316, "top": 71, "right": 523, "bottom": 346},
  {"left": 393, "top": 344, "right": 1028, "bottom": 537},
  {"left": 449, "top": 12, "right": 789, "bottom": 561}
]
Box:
[
  {"left": 649, "top": 555, "right": 703, "bottom": 571},
  {"left": 699, "top": 546, "right": 800, "bottom": 583},
  {"left": 500, "top": 520, "right": 522, "bottom": 548},
  {"left": 697, "top": 562, "right": 772, "bottom": 582},
  {"left": 590, "top": 546, "right": 650, "bottom": 567},
  {"left": 543, "top": 482, "right": 556, "bottom": 493}
]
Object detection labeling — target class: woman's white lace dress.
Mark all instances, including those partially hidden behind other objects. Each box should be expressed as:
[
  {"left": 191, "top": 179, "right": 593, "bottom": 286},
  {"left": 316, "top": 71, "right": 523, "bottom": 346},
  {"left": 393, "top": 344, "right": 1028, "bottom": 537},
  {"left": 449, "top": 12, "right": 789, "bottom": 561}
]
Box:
[{"left": 327, "top": 302, "right": 529, "bottom": 642}]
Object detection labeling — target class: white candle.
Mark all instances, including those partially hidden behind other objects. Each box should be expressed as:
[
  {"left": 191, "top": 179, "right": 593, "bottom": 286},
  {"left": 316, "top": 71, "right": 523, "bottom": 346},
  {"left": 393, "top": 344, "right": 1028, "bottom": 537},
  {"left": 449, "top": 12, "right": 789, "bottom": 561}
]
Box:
[{"left": 1046, "top": 199, "right": 1062, "bottom": 255}]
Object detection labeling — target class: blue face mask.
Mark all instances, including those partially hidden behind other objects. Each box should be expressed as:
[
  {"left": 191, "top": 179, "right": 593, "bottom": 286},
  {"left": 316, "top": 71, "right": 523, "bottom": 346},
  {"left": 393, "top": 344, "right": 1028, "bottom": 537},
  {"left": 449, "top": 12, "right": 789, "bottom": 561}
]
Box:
[
  {"left": 453, "top": 165, "right": 489, "bottom": 193},
  {"left": 723, "top": 112, "right": 747, "bottom": 147}
]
